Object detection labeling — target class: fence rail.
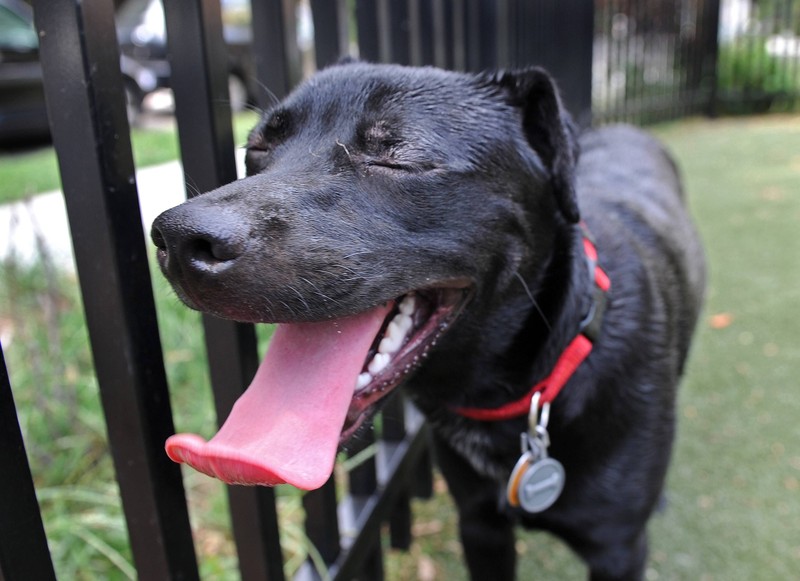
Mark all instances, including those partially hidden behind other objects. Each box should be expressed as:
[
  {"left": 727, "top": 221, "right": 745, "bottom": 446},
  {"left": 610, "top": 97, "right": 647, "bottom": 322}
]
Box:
[{"left": 2, "top": 0, "right": 798, "bottom": 579}]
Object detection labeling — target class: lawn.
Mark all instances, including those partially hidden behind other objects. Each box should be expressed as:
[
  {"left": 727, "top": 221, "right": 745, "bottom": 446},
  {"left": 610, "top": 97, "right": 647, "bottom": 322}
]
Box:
[
  {"left": 0, "top": 111, "right": 259, "bottom": 204},
  {"left": 1, "top": 114, "right": 799, "bottom": 579}
]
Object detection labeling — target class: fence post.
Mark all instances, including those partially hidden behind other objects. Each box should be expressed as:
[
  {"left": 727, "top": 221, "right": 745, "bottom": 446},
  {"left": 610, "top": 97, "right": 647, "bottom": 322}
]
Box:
[
  {"left": 33, "top": 0, "right": 199, "bottom": 577},
  {"left": 702, "top": 0, "right": 722, "bottom": 117},
  {"left": 303, "top": 478, "right": 341, "bottom": 578},
  {"left": 356, "top": 0, "right": 382, "bottom": 62},
  {"left": 163, "top": 1, "right": 286, "bottom": 579},
  {"left": 347, "top": 432, "right": 385, "bottom": 580},
  {"left": 388, "top": 0, "right": 412, "bottom": 65},
  {"left": 512, "top": 0, "right": 594, "bottom": 125},
  {"left": 382, "top": 395, "right": 413, "bottom": 551},
  {"left": 310, "top": 0, "right": 351, "bottom": 67},
  {"left": 0, "top": 346, "right": 56, "bottom": 581},
  {"left": 251, "top": 0, "right": 300, "bottom": 107}
]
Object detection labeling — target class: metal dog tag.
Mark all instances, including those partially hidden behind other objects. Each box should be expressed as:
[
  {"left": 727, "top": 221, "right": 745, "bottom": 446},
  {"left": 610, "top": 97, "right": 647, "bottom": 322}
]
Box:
[
  {"left": 506, "top": 392, "right": 565, "bottom": 513},
  {"left": 516, "top": 456, "right": 565, "bottom": 513}
]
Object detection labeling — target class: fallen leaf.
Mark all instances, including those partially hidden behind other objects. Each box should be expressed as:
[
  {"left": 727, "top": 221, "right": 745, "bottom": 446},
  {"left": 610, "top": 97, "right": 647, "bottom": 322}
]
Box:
[{"left": 709, "top": 312, "right": 734, "bottom": 329}]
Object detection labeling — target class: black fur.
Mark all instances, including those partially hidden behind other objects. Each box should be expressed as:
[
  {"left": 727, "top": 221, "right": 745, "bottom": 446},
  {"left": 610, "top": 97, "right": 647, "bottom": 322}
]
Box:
[{"left": 152, "top": 62, "right": 705, "bottom": 580}]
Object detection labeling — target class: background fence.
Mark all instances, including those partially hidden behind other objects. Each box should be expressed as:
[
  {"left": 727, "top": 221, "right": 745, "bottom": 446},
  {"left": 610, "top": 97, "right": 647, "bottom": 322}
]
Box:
[
  {"left": 594, "top": 0, "right": 800, "bottom": 124},
  {"left": 715, "top": 0, "right": 800, "bottom": 113},
  {"left": 1, "top": 0, "right": 799, "bottom": 580}
]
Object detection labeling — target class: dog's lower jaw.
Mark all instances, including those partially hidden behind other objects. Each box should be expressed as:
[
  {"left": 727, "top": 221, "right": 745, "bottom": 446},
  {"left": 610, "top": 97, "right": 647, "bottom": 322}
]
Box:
[{"left": 340, "top": 286, "right": 472, "bottom": 441}]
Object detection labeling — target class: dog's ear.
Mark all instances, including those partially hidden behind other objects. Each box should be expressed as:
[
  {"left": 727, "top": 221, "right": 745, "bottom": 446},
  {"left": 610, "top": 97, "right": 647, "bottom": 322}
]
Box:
[{"left": 487, "top": 68, "right": 580, "bottom": 223}]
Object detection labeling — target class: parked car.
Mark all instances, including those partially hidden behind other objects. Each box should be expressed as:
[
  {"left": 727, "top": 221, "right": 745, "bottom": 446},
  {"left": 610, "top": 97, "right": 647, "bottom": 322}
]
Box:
[
  {"left": 116, "top": 0, "right": 257, "bottom": 113},
  {"left": 0, "top": 0, "right": 49, "bottom": 144},
  {"left": 0, "top": 0, "right": 256, "bottom": 145}
]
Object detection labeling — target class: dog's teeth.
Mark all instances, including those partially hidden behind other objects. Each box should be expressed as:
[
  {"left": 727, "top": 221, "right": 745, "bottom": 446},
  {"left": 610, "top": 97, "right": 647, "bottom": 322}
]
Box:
[
  {"left": 364, "top": 298, "right": 417, "bottom": 381},
  {"left": 379, "top": 334, "right": 402, "bottom": 355},
  {"left": 397, "top": 312, "right": 413, "bottom": 333},
  {"left": 368, "top": 353, "right": 391, "bottom": 375},
  {"left": 356, "top": 372, "right": 372, "bottom": 390},
  {"left": 399, "top": 294, "right": 416, "bottom": 316},
  {"left": 379, "top": 315, "right": 411, "bottom": 354}
]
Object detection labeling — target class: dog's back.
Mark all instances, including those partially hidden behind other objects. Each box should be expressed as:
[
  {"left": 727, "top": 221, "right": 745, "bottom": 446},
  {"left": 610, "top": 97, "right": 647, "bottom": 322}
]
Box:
[{"left": 578, "top": 125, "right": 706, "bottom": 373}]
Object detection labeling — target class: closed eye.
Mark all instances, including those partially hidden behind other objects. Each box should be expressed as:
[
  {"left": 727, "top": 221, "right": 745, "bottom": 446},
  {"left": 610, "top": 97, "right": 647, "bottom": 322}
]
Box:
[
  {"left": 365, "top": 157, "right": 439, "bottom": 174},
  {"left": 367, "top": 159, "right": 413, "bottom": 171}
]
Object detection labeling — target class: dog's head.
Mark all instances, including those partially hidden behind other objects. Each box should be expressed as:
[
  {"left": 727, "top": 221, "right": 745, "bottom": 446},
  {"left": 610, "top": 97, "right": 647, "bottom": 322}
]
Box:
[{"left": 151, "top": 63, "right": 579, "bottom": 489}]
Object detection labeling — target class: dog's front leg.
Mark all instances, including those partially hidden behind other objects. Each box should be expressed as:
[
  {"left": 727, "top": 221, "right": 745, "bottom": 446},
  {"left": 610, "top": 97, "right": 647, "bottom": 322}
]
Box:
[{"left": 432, "top": 433, "right": 516, "bottom": 580}]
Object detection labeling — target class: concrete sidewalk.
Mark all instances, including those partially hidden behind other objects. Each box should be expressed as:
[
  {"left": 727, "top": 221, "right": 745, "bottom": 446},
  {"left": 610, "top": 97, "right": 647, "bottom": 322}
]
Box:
[{"left": 0, "top": 152, "right": 245, "bottom": 271}]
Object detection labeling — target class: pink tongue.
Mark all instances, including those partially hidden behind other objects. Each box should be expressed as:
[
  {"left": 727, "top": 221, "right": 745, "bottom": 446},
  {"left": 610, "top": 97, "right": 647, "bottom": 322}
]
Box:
[{"left": 165, "top": 303, "right": 393, "bottom": 490}]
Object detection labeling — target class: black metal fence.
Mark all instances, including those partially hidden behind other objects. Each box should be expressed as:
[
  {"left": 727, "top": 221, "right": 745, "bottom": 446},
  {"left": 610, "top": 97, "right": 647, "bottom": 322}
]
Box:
[
  {"left": 593, "top": 0, "right": 722, "bottom": 124},
  {"left": 3, "top": 0, "right": 799, "bottom": 579},
  {"left": 593, "top": 0, "right": 800, "bottom": 124},
  {"left": 715, "top": 0, "right": 800, "bottom": 113},
  {"left": 2, "top": 1, "right": 595, "bottom": 580}
]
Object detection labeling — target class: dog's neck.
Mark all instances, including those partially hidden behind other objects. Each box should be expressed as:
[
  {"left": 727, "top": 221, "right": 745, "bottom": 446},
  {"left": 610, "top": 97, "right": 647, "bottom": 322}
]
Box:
[
  {"left": 453, "top": 223, "right": 611, "bottom": 422},
  {"left": 407, "top": 222, "right": 596, "bottom": 415},
  {"left": 513, "top": 224, "right": 592, "bottom": 375},
  {"left": 496, "top": 223, "right": 597, "bottom": 405}
]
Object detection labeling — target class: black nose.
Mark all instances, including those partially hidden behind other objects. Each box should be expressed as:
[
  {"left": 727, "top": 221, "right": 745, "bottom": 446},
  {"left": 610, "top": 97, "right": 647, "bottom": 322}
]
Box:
[{"left": 151, "top": 203, "right": 250, "bottom": 278}]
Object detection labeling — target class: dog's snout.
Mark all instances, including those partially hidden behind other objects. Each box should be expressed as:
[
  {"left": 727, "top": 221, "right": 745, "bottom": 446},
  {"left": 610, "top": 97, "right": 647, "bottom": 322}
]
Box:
[{"left": 151, "top": 204, "right": 251, "bottom": 278}]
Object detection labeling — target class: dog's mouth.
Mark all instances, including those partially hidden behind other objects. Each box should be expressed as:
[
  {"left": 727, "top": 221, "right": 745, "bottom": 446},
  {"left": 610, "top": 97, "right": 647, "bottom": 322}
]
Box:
[{"left": 164, "top": 285, "right": 470, "bottom": 490}]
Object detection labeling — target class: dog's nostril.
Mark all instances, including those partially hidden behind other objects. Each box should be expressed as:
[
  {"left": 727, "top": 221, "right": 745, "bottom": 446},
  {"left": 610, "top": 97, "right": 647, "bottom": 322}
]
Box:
[
  {"left": 151, "top": 226, "right": 167, "bottom": 251},
  {"left": 151, "top": 205, "right": 251, "bottom": 276},
  {"left": 186, "top": 234, "right": 247, "bottom": 268},
  {"left": 189, "top": 238, "right": 242, "bottom": 263}
]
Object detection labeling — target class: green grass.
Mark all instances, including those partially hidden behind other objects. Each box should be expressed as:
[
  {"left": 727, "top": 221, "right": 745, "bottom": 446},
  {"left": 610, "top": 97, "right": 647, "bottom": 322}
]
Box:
[
  {"left": 0, "top": 111, "right": 260, "bottom": 204},
  {"left": 2, "top": 114, "right": 799, "bottom": 579}
]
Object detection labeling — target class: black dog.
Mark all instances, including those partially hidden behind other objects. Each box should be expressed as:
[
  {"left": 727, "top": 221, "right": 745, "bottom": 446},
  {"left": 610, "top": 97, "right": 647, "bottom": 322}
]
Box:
[{"left": 152, "top": 62, "right": 705, "bottom": 580}]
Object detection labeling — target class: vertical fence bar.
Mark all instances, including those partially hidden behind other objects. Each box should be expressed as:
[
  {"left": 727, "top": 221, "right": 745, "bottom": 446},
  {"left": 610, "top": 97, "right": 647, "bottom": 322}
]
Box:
[
  {"left": 33, "top": 0, "right": 199, "bottom": 578},
  {"left": 429, "top": 0, "right": 446, "bottom": 68},
  {"left": 251, "top": 0, "right": 299, "bottom": 106},
  {"left": 0, "top": 346, "right": 56, "bottom": 581},
  {"left": 414, "top": 0, "right": 438, "bottom": 65},
  {"left": 514, "top": 0, "right": 594, "bottom": 124},
  {"left": 463, "top": 0, "right": 479, "bottom": 71},
  {"left": 408, "top": 0, "right": 423, "bottom": 65},
  {"left": 356, "top": 0, "right": 381, "bottom": 62},
  {"left": 163, "top": 1, "right": 286, "bottom": 580},
  {"left": 475, "top": 0, "right": 498, "bottom": 71},
  {"left": 382, "top": 395, "right": 412, "bottom": 550},
  {"left": 389, "top": 0, "right": 412, "bottom": 64},
  {"left": 451, "top": 0, "right": 466, "bottom": 70},
  {"left": 303, "top": 478, "right": 341, "bottom": 578},
  {"left": 790, "top": 0, "right": 800, "bottom": 109},
  {"left": 702, "top": 0, "right": 721, "bottom": 116},
  {"left": 440, "top": 0, "right": 456, "bottom": 69},
  {"left": 311, "top": 0, "right": 348, "bottom": 68},
  {"left": 627, "top": 0, "right": 639, "bottom": 124},
  {"left": 346, "top": 433, "right": 383, "bottom": 581}
]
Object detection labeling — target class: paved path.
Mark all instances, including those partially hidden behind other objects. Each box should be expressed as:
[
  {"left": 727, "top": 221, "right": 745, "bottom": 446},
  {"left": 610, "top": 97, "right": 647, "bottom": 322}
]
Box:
[{"left": 0, "top": 153, "right": 245, "bottom": 271}]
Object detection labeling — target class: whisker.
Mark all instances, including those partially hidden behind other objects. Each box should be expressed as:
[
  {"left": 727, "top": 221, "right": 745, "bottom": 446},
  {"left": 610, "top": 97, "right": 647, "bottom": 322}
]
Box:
[
  {"left": 514, "top": 271, "right": 551, "bottom": 332},
  {"left": 287, "top": 285, "right": 312, "bottom": 315},
  {"left": 254, "top": 80, "right": 281, "bottom": 109},
  {"left": 299, "top": 277, "right": 338, "bottom": 305}
]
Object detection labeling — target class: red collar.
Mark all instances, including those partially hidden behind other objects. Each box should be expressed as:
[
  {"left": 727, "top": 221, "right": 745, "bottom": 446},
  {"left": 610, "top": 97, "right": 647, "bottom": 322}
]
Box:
[{"left": 453, "top": 231, "right": 610, "bottom": 422}]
